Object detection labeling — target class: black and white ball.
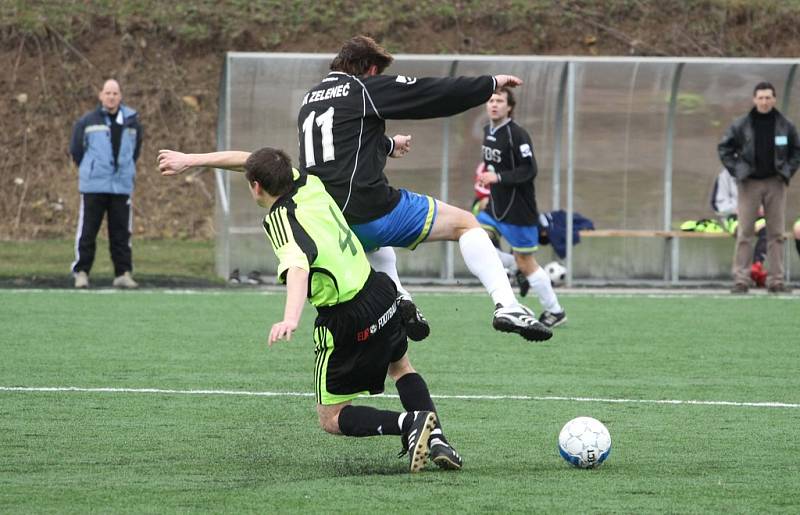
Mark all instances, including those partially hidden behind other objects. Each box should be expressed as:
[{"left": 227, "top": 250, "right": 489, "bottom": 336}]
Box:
[
  {"left": 544, "top": 261, "right": 566, "bottom": 286},
  {"left": 558, "top": 416, "right": 612, "bottom": 469}
]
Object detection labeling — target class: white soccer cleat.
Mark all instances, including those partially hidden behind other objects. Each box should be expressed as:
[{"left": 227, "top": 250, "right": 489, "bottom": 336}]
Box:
[{"left": 492, "top": 303, "right": 553, "bottom": 341}]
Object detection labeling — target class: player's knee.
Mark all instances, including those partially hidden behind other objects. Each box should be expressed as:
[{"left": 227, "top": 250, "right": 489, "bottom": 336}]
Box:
[
  {"left": 320, "top": 421, "right": 339, "bottom": 435},
  {"left": 388, "top": 357, "right": 415, "bottom": 381},
  {"left": 453, "top": 212, "right": 480, "bottom": 239},
  {"left": 317, "top": 412, "right": 340, "bottom": 434},
  {"left": 389, "top": 364, "right": 415, "bottom": 382},
  {"left": 317, "top": 406, "right": 344, "bottom": 434},
  {"left": 463, "top": 211, "right": 480, "bottom": 230}
]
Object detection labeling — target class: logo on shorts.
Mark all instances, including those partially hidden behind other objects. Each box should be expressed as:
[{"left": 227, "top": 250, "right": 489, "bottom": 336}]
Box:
[{"left": 356, "top": 302, "right": 398, "bottom": 343}]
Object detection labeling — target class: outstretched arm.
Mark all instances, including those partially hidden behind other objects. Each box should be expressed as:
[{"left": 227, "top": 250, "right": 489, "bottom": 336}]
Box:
[{"left": 158, "top": 149, "right": 252, "bottom": 176}]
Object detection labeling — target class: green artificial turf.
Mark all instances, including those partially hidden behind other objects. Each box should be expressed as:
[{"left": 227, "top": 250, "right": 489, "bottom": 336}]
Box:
[{"left": 1, "top": 290, "right": 798, "bottom": 513}]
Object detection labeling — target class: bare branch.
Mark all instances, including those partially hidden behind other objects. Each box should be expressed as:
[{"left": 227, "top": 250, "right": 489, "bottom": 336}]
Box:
[{"left": 44, "top": 22, "right": 98, "bottom": 71}]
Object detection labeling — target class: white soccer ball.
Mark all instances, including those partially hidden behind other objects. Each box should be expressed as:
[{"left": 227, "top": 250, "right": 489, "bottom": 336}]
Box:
[
  {"left": 544, "top": 261, "right": 567, "bottom": 286},
  {"left": 558, "top": 416, "right": 612, "bottom": 469}
]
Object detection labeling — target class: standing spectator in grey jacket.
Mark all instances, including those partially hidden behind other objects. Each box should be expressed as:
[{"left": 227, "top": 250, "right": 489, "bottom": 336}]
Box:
[
  {"left": 69, "top": 79, "right": 142, "bottom": 288},
  {"left": 718, "top": 81, "right": 800, "bottom": 294}
]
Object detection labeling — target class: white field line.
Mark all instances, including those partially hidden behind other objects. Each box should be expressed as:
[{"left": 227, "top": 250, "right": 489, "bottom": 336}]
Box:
[
  {"left": 1, "top": 386, "right": 798, "bottom": 409},
  {"left": 3, "top": 288, "right": 798, "bottom": 300}
]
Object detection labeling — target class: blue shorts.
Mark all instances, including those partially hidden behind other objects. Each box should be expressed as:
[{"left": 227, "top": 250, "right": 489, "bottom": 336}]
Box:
[
  {"left": 352, "top": 189, "right": 437, "bottom": 252},
  {"left": 477, "top": 210, "right": 539, "bottom": 253}
]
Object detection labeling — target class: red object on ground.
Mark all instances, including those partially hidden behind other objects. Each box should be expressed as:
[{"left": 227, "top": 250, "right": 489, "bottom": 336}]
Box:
[{"left": 750, "top": 261, "right": 767, "bottom": 288}]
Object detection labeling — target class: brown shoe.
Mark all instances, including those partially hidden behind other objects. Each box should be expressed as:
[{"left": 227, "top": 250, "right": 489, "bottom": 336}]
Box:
[
  {"left": 767, "top": 284, "right": 792, "bottom": 295},
  {"left": 730, "top": 283, "right": 749, "bottom": 294}
]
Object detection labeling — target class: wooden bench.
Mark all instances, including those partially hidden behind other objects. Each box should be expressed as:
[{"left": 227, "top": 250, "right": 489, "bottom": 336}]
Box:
[
  {"left": 576, "top": 229, "right": 792, "bottom": 284},
  {"left": 580, "top": 229, "right": 731, "bottom": 239}
]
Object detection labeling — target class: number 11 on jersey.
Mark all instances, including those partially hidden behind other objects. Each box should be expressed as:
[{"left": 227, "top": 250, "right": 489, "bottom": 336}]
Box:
[{"left": 302, "top": 107, "right": 335, "bottom": 167}]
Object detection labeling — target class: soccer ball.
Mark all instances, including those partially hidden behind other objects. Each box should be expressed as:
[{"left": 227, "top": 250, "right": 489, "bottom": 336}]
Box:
[
  {"left": 558, "top": 416, "right": 612, "bottom": 469},
  {"left": 544, "top": 261, "right": 567, "bottom": 286}
]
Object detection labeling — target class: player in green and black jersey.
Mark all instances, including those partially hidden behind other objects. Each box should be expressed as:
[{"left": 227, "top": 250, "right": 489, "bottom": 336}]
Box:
[
  {"left": 477, "top": 87, "right": 567, "bottom": 328},
  {"left": 159, "top": 148, "right": 462, "bottom": 473}
]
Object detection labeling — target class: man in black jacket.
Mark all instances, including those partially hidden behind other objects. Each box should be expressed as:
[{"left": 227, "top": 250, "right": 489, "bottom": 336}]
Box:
[{"left": 718, "top": 81, "right": 800, "bottom": 294}]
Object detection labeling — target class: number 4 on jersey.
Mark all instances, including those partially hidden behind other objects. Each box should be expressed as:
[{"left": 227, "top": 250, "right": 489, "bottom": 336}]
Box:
[
  {"left": 328, "top": 205, "right": 357, "bottom": 256},
  {"left": 302, "top": 107, "right": 335, "bottom": 167}
]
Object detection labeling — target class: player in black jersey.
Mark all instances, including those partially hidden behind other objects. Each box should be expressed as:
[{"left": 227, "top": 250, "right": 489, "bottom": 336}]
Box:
[
  {"left": 477, "top": 88, "right": 566, "bottom": 328},
  {"left": 299, "top": 35, "right": 552, "bottom": 342}
]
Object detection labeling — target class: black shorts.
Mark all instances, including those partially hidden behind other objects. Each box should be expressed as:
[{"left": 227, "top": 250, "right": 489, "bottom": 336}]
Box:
[{"left": 313, "top": 271, "right": 408, "bottom": 405}]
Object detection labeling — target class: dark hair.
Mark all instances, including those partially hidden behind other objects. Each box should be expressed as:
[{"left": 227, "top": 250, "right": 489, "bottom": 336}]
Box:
[
  {"left": 497, "top": 86, "right": 516, "bottom": 115},
  {"left": 753, "top": 81, "right": 776, "bottom": 97},
  {"left": 244, "top": 148, "right": 294, "bottom": 197},
  {"left": 330, "top": 35, "right": 393, "bottom": 76}
]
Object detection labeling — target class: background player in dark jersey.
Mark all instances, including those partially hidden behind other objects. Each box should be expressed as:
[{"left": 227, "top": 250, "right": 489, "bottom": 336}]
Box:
[
  {"left": 477, "top": 88, "right": 567, "bottom": 328},
  {"left": 299, "top": 35, "right": 552, "bottom": 342},
  {"left": 159, "top": 147, "right": 463, "bottom": 473}
]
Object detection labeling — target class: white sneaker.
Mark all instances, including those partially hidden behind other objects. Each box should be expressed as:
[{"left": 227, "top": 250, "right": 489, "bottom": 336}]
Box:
[
  {"left": 492, "top": 303, "right": 553, "bottom": 342},
  {"left": 74, "top": 271, "right": 89, "bottom": 289},
  {"left": 112, "top": 272, "right": 138, "bottom": 289}
]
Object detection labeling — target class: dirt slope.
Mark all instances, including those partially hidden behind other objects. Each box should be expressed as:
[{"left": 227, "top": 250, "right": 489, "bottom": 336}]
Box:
[{"left": 2, "top": 2, "right": 798, "bottom": 239}]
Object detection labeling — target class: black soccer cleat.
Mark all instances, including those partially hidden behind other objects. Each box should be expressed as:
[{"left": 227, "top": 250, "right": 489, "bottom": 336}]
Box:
[
  {"left": 539, "top": 310, "right": 567, "bottom": 328},
  {"left": 515, "top": 270, "right": 530, "bottom": 297},
  {"left": 430, "top": 439, "right": 463, "bottom": 471},
  {"left": 401, "top": 411, "right": 437, "bottom": 473},
  {"left": 398, "top": 297, "right": 431, "bottom": 342},
  {"left": 492, "top": 303, "right": 553, "bottom": 342}
]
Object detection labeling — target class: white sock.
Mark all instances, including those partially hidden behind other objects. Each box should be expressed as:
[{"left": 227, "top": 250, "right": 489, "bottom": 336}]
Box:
[
  {"left": 459, "top": 227, "right": 517, "bottom": 307},
  {"left": 368, "top": 247, "right": 410, "bottom": 298},
  {"left": 495, "top": 248, "right": 516, "bottom": 270},
  {"left": 528, "top": 267, "right": 563, "bottom": 313}
]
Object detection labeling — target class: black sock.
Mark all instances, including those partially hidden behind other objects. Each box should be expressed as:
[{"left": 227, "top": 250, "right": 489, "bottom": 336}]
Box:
[
  {"left": 795, "top": 238, "right": 800, "bottom": 258},
  {"left": 395, "top": 373, "right": 447, "bottom": 443},
  {"left": 395, "top": 373, "right": 436, "bottom": 413},
  {"left": 337, "top": 405, "right": 402, "bottom": 437}
]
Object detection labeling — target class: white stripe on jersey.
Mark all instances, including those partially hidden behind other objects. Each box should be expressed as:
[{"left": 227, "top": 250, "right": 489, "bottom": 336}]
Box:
[
  {"left": 341, "top": 88, "right": 366, "bottom": 215},
  {"left": 352, "top": 75, "right": 382, "bottom": 119}
]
